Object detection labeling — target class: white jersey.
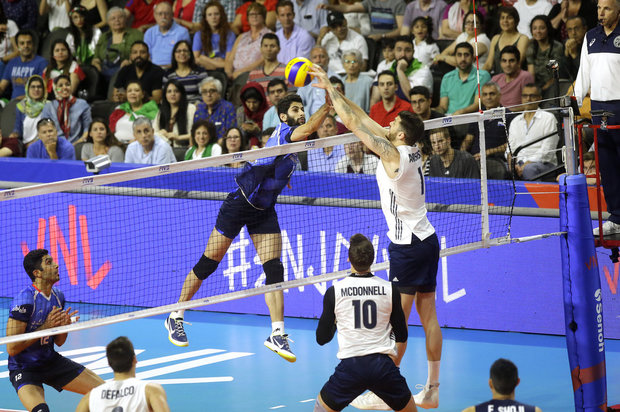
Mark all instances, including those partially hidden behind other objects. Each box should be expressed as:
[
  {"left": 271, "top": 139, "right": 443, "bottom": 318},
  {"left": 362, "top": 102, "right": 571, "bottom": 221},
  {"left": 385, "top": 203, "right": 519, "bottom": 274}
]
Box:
[
  {"left": 89, "top": 377, "right": 150, "bottom": 412},
  {"left": 333, "top": 275, "right": 397, "bottom": 359},
  {"left": 376, "top": 145, "right": 435, "bottom": 244}
]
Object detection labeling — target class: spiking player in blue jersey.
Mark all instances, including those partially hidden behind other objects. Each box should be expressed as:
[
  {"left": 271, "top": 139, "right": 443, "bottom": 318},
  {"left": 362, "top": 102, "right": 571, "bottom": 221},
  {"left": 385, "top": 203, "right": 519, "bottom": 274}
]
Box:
[
  {"left": 6, "top": 249, "right": 104, "bottom": 412},
  {"left": 166, "top": 94, "right": 331, "bottom": 362}
]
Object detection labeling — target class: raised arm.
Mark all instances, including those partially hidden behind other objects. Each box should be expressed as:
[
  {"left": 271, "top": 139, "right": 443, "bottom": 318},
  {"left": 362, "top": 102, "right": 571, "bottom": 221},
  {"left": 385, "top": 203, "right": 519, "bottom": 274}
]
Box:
[{"left": 290, "top": 102, "right": 330, "bottom": 141}]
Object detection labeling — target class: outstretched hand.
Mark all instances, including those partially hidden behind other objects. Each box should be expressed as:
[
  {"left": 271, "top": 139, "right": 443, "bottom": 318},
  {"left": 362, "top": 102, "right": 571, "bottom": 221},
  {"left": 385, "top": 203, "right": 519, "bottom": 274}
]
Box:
[{"left": 309, "top": 65, "right": 330, "bottom": 90}]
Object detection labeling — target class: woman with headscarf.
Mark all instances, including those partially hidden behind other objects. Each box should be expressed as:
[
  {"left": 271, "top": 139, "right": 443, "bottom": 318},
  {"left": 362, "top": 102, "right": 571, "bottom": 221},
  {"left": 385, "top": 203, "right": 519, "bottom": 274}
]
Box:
[
  {"left": 236, "top": 81, "right": 269, "bottom": 147},
  {"left": 42, "top": 74, "right": 92, "bottom": 144}
]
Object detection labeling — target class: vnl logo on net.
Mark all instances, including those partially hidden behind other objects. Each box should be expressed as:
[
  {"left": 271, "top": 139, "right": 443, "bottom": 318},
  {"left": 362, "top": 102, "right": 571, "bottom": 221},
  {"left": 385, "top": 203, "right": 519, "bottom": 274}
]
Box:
[{"left": 442, "top": 117, "right": 453, "bottom": 125}]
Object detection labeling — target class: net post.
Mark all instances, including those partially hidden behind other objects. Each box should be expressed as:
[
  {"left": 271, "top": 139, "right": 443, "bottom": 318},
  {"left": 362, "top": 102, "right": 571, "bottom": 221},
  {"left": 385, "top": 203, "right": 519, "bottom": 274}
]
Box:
[
  {"left": 477, "top": 114, "right": 490, "bottom": 247},
  {"left": 560, "top": 99, "right": 578, "bottom": 175}
]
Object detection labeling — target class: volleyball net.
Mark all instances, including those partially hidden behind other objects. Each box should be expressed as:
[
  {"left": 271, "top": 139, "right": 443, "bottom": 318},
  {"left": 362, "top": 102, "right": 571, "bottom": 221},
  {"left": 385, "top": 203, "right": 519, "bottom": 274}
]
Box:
[{"left": 0, "top": 107, "right": 567, "bottom": 345}]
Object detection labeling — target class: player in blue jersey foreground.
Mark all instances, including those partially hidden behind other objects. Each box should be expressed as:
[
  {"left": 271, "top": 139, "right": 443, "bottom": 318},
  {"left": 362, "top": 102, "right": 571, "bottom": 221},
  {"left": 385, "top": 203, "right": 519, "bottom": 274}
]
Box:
[
  {"left": 166, "top": 94, "right": 331, "bottom": 362},
  {"left": 6, "top": 249, "right": 104, "bottom": 412},
  {"left": 314, "top": 233, "right": 417, "bottom": 412},
  {"left": 461, "top": 358, "right": 542, "bottom": 412}
]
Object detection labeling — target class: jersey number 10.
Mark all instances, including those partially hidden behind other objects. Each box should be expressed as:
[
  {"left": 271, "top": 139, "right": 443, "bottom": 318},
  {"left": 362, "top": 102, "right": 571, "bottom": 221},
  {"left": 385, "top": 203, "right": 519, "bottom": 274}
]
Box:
[{"left": 352, "top": 300, "right": 377, "bottom": 329}]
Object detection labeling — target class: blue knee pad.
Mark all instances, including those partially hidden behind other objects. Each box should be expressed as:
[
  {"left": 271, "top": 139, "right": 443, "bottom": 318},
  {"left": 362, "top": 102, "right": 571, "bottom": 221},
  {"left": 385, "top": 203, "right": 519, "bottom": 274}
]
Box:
[
  {"left": 264, "top": 259, "right": 284, "bottom": 285},
  {"left": 32, "top": 404, "right": 50, "bottom": 412},
  {"left": 193, "top": 255, "right": 219, "bottom": 280}
]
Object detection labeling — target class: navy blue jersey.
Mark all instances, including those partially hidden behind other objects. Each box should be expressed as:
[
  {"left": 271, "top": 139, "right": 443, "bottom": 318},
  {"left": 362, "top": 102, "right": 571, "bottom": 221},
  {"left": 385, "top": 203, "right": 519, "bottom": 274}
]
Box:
[
  {"left": 235, "top": 122, "right": 299, "bottom": 210},
  {"left": 8, "top": 285, "right": 65, "bottom": 370},
  {"left": 474, "top": 399, "right": 537, "bottom": 412}
]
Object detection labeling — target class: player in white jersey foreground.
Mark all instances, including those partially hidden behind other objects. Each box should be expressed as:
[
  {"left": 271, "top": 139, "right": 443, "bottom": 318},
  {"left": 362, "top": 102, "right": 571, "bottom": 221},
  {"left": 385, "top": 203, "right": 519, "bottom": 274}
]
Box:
[
  {"left": 314, "top": 233, "right": 416, "bottom": 412},
  {"left": 311, "top": 65, "right": 442, "bottom": 410},
  {"left": 75, "top": 336, "right": 170, "bottom": 412}
]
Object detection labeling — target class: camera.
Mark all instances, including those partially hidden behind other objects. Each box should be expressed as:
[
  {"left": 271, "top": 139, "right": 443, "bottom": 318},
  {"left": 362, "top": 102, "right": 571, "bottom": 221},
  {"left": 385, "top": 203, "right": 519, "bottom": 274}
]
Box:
[{"left": 84, "top": 154, "right": 111, "bottom": 174}]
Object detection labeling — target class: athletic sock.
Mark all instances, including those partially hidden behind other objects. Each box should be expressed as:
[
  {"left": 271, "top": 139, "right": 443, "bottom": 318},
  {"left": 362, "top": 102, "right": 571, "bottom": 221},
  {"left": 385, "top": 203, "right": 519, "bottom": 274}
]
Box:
[
  {"left": 428, "top": 360, "right": 440, "bottom": 386},
  {"left": 171, "top": 310, "right": 184, "bottom": 319},
  {"left": 271, "top": 321, "right": 285, "bottom": 335}
]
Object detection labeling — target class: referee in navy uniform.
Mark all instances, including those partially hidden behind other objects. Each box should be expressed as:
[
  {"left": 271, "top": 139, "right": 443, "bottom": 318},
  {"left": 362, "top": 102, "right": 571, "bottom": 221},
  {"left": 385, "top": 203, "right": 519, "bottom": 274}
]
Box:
[{"left": 575, "top": 0, "right": 620, "bottom": 236}]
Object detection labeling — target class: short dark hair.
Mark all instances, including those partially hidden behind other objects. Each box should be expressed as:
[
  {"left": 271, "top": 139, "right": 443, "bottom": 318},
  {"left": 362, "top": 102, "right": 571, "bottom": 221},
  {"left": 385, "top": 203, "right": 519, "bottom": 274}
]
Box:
[
  {"left": 261, "top": 32, "right": 280, "bottom": 47},
  {"left": 329, "top": 76, "right": 344, "bottom": 90},
  {"left": 566, "top": 15, "right": 586, "bottom": 27},
  {"left": 398, "top": 111, "right": 425, "bottom": 146},
  {"left": 381, "top": 38, "right": 395, "bottom": 50},
  {"left": 36, "top": 118, "right": 56, "bottom": 131},
  {"left": 490, "top": 358, "right": 519, "bottom": 395},
  {"left": 523, "top": 82, "right": 541, "bottom": 96},
  {"left": 348, "top": 234, "right": 374, "bottom": 272},
  {"left": 267, "top": 78, "right": 287, "bottom": 92},
  {"left": 410, "top": 85, "right": 431, "bottom": 99},
  {"left": 23, "top": 249, "right": 48, "bottom": 282},
  {"left": 394, "top": 35, "right": 413, "bottom": 46},
  {"left": 277, "top": 93, "right": 303, "bottom": 116},
  {"left": 275, "top": 0, "right": 294, "bottom": 13},
  {"left": 16, "top": 29, "right": 33, "bottom": 43},
  {"left": 131, "top": 40, "right": 149, "bottom": 53},
  {"left": 455, "top": 42, "right": 474, "bottom": 55},
  {"left": 499, "top": 45, "right": 520, "bottom": 62},
  {"left": 106, "top": 336, "right": 135, "bottom": 373},
  {"left": 499, "top": 6, "right": 520, "bottom": 26},
  {"left": 377, "top": 70, "right": 397, "bottom": 84}
]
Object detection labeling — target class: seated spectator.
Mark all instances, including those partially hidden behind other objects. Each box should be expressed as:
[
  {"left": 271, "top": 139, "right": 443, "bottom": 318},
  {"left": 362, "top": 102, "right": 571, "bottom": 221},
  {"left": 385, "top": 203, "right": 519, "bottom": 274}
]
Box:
[
  {"left": 66, "top": 6, "right": 102, "bottom": 66},
  {"left": 400, "top": 0, "right": 447, "bottom": 40},
  {"left": 226, "top": 2, "right": 272, "bottom": 80},
  {"left": 409, "top": 85, "right": 451, "bottom": 148},
  {"left": 231, "top": 0, "right": 277, "bottom": 34},
  {"left": 26, "top": 118, "right": 75, "bottom": 160},
  {"left": 307, "top": 116, "right": 345, "bottom": 172},
  {"left": 194, "top": 76, "right": 236, "bottom": 141},
  {"left": 390, "top": 35, "right": 433, "bottom": 101},
  {"left": 461, "top": 358, "right": 542, "bottom": 412},
  {"left": 262, "top": 78, "right": 287, "bottom": 130},
  {"left": 92, "top": 7, "right": 144, "bottom": 81},
  {"left": 320, "top": 0, "right": 405, "bottom": 41},
  {"left": 429, "top": 128, "right": 479, "bottom": 178},
  {"left": 374, "top": 39, "right": 395, "bottom": 80},
  {"left": 438, "top": 42, "right": 490, "bottom": 115},
  {"left": 113, "top": 40, "right": 165, "bottom": 103},
  {"left": 482, "top": 6, "right": 529, "bottom": 75},
  {"left": 0, "top": 30, "right": 47, "bottom": 100},
  {"left": 43, "top": 39, "right": 86, "bottom": 97},
  {"left": 461, "top": 81, "right": 511, "bottom": 179},
  {"left": 237, "top": 82, "right": 269, "bottom": 147},
  {"left": 342, "top": 49, "right": 373, "bottom": 113},
  {"left": 221, "top": 126, "right": 247, "bottom": 167},
  {"left": 439, "top": 0, "right": 479, "bottom": 40},
  {"left": 163, "top": 40, "right": 208, "bottom": 103},
  {"left": 527, "top": 15, "right": 564, "bottom": 103},
  {"left": 549, "top": 0, "right": 597, "bottom": 41},
  {"left": 192, "top": 1, "right": 236, "bottom": 71},
  {"left": 411, "top": 16, "right": 439, "bottom": 67},
  {"left": 193, "top": 0, "right": 243, "bottom": 28},
  {"left": 260, "top": 126, "right": 274, "bottom": 147},
  {"left": 144, "top": 2, "right": 191, "bottom": 67},
  {"left": 561, "top": 16, "right": 587, "bottom": 80},
  {"left": 3, "top": 0, "right": 37, "bottom": 30},
  {"left": 10, "top": 75, "right": 55, "bottom": 150},
  {"left": 80, "top": 118, "right": 125, "bottom": 162},
  {"left": 248, "top": 33, "right": 288, "bottom": 92},
  {"left": 369, "top": 70, "right": 412, "bottom": 127},
  {"left": 41, "top": 74, "right": 92, "bottom": 145},
  {"left": 507, "top": 83, "right": 559, "bottom": 180},
  {"left": 110, "top": 80, "right": 159, "bottom": 143},
  {"left": 513, "top": 0, "right": 552, "bottom": 38},
  {"left": 434, "top": 11, "right": 490, "bottom": 68},
  {"left": 154, "top": 79, "right": 196, "bottom": 147},
  {"left": 491, "top": 45, "right": 534, "bottom": 109},
  {"left": 125, "top": 0, "right": 160, "bottom": 32},
  {"left": 319, "top": 11, "right": 368, "bottom": 74},
  {"left": 275, "top": 0, "right": 314, "bottom": 63},
  {"left": 125, "top": 117, "right": 177, "bottom": 164},
  {"left": 72, "top": 0, "right": 108, "bottom": 28},
  {"left": 39, "top": 0, "right": 70, "bottom": 32},
  {"left": 184, "top": 118, "right": 222, "bottom": 159},
  {"left": 0, "top": 3, "right": 18, "bottom": 77},
  {"left": 334, "top": 140, "right": 379, "bottom": 174}
]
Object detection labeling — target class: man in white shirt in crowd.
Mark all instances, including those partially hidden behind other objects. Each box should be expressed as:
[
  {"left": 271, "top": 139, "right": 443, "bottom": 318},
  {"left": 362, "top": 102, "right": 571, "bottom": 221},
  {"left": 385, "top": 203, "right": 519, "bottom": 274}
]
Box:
[
  {"left": 275, "top": 0, "right": 315, "bottom": 63},
  {"left": 319, "top": 11, "right": 368, "bottom": 74},
  {"left": 125, "top": 117, "right": 177, "bottom": 165}
]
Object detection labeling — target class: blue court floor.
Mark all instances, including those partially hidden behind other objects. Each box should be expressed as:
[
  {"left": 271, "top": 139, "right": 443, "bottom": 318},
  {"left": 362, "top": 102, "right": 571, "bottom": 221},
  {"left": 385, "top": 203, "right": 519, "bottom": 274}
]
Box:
[{"left": 1, "top": 311, "right": 619, "bottom": 412}]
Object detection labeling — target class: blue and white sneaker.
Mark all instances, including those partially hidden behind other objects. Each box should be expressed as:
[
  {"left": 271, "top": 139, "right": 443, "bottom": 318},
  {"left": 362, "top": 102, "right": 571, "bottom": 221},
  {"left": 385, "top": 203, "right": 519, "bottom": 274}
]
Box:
[
  {"left": 264, "top": 333, "right": 296, "bottom": 362},
  {"left": 165, "top": 315, "right": 190, "bottom": 347}
]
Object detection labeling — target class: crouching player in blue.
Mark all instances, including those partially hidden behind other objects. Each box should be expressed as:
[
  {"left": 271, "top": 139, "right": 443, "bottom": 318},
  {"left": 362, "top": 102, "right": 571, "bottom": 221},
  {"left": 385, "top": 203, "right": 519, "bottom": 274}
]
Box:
[
  {"left": 166, "top": 94, "right": 331, "bottom": 362},
  {"left": 314, "top": 234, "right": 417, "bottom": 411},
  {"left": 6, "top": 249, "right": 104, "bottom": 412}
]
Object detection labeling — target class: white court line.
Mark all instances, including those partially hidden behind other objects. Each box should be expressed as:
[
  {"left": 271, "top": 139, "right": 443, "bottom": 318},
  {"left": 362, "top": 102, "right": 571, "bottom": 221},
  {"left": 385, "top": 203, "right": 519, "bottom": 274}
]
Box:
[
  {"left": 269, "top": 406, "right": 287, "bottom": 409},
  {"left": 136, "top": 352, "right": 254, "bottom": 380},
  {"left": 299, "top": 399, "right": 315, "bottom": 403},
  {"left": 145, "top": 377, "right": 234, "bottom": 384}
]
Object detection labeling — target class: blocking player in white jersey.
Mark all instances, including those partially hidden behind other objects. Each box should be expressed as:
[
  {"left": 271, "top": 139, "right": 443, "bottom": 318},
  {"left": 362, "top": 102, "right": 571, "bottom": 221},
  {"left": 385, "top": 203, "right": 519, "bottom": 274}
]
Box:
[
  {"left": 314, "top": 233, "right": 416, "bottom": 412},
  {"left": 311, "top": 65, "right": 441, "bottom": 410},
  {"left": 75, "top": 336, "right": 170, "bottom": 412}
]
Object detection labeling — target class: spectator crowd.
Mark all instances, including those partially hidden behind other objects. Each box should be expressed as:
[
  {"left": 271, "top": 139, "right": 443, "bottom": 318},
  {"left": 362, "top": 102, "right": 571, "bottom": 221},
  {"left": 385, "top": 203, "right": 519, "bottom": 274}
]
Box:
[{"left": 0, "top": 0, "right": 599, "bottom": 181}]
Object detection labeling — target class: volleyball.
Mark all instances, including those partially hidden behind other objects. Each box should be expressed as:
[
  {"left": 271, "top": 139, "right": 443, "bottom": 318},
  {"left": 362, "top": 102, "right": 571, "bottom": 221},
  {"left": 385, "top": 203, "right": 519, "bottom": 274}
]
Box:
[{"left": 285, "top": 57, "right": 314, "bottom": 87}]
